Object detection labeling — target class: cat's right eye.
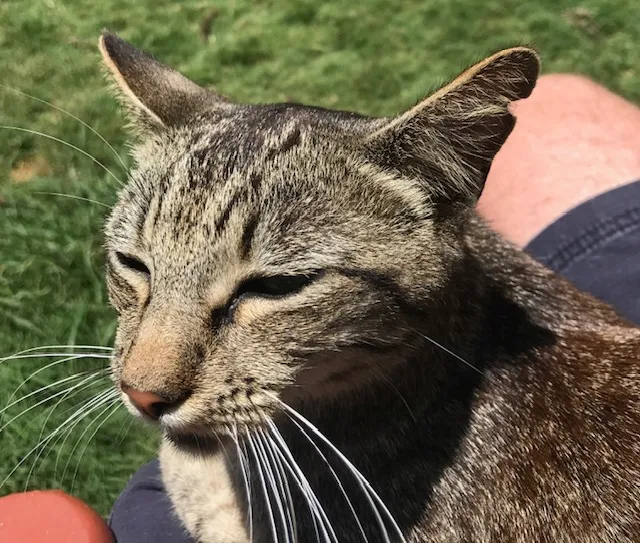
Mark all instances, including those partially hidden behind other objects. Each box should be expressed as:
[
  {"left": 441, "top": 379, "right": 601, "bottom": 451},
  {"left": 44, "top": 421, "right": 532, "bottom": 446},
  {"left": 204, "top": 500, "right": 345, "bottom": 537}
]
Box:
[
  {"left": 214, "top": 271, "right": 323, "bottom": 326},
  {"left": 115, "top": 252, "right": 151, "bottom": 276}
]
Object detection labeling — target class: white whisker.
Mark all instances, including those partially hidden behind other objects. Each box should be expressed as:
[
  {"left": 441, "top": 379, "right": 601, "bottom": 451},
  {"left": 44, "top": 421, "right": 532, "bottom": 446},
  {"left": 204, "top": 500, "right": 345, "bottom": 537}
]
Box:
[
  {"left": 369, "top": 362, "right": 417, "bottom": 423},
  {"left": 71, "top": 402, "right": 121, "bottom": 494},
  {"left": 211, "top": 430, "right": 233, "bottom": 466},
  {"left": 24, "top": 375, "right": 110, "bottom": 490},
  {"left": 2, "top": 345, "right": 113, "bottom": 358},
  {"left": 415, "top": 331, "right": 483, "bottom": 374},
  {"left": 0, "top": 371, "right": 108, "bottom": 433},
  {"left": 258, "top": 427, "right": 298, "bottom": 542},
  {"left": 276, "top": 400, "right": 406, "bottom": 543},
  {"left": 247, "top": 434, "right": 279, "bottom": 543},
  {"left": 34, "top": 191, "right": 112, "bottom": 209},
  {"left": 1, "top": 370, "right": 94, "bottom": 416},
  {"left": 0, "top": 125, "right": 124, "bottom": 186},
  {"left": 269, "top": 419, "right": 369, "bottom": 542},
  {"left": 59, "top": 389, "right": 120, "bottom": 483},
  {"left": 234, "top": 428, "right": 254, "bottom": 543},
  {"left": 267, "top": 425, "right": 336, "bottom": 543},
  {"left": 53, "top": 388, "right": 117, "bottom": 480},
  {"left": 115, "top": 416, "right": 135, "bottom": 445},
  {"left": 0, "top": 84, "right": 128, "bottom": 171},
  {"left": 1, "top": 352, "right": 112, "bottom": 362},
  {"left": 0, "top": 387, "right": 117, "bottom": 488},
  {"left": 2, "top": 354, "right": 109, "bottom": 414},
  {"left": 253, "top": 431, "right": 292, "bottom": 543},
  {"left": 264, "top": 432, "right": 323, "bottom": 543}
]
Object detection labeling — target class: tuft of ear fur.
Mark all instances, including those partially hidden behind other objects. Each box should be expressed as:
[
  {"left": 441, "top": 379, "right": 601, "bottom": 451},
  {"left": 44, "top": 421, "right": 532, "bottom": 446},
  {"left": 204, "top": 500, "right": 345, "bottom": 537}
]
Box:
[
  {"left": 364, "top": 47, "right": 540, "bottom": 202},
  {"left": 98, "top": 31, "right": 226, "bottom": 130}
]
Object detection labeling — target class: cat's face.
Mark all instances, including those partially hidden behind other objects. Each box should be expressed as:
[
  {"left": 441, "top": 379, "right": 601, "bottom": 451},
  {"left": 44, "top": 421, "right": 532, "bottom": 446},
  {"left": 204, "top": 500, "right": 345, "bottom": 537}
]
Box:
[
  {"left": 105, "top": 105, "right": 446, "bottom": 440},
  {"left": 100, "top": 33, "right": 538, "bottom": 443}
]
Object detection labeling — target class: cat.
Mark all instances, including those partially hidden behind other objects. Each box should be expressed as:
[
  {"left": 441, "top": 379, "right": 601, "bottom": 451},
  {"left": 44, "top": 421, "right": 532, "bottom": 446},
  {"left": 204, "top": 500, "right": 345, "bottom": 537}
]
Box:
[{"left": 99, "top": 32, "right": 640, "bottom": 542}]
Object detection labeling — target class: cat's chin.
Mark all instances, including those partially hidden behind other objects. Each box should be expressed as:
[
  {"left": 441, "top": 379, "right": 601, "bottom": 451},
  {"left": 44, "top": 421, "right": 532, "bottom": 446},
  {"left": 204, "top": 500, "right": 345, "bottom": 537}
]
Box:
[{"left": 165, "top": 430, "right": 223, "bottom": 456}]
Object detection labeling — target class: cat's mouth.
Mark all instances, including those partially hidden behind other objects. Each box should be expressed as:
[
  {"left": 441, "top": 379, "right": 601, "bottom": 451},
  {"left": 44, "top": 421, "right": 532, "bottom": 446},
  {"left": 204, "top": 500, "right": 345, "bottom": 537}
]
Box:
[{"left": 118, "top": 378, "right": 283, "bottom": 446}]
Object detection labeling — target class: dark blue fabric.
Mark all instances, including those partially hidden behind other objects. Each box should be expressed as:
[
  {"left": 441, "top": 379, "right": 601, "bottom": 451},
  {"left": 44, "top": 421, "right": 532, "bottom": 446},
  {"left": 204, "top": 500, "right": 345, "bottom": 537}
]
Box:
[
  {"left": 108, "top": 459, "right": 195, "bottom": 543},
  {"left": 109, "top": 180, "right": 640, "bottom": 542},
  {"left": 526, "top": 180, "right": 640, "bottom": 325}
]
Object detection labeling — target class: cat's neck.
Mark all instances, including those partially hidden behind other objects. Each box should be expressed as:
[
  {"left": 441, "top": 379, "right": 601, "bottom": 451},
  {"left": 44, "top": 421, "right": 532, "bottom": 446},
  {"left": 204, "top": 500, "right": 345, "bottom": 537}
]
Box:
[
  {"left": 253, "top": 217, "right": 636, "bottom": 542},
  {"left": 286, "top": 215, "right": 562, "bottom": 441}
]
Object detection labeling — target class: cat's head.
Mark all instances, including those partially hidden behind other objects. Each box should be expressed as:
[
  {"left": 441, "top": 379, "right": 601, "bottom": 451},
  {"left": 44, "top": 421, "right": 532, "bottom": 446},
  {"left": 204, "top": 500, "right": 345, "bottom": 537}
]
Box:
[{"left": 100, "top": 32, "right": 538, "bottom": 444}]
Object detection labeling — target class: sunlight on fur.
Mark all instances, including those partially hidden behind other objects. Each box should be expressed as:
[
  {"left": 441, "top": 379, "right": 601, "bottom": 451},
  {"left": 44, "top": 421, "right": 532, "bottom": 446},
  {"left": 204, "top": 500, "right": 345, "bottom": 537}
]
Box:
[{"left": 2, "top": 29, "right": 639, "bottom": 543}]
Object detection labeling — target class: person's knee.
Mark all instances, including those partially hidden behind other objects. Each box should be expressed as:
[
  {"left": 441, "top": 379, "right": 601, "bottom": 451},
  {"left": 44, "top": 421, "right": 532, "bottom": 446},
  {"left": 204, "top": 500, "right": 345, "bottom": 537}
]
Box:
[
  {"left": 479, "top": 72, "right": 640, "bottom": 246},
  {"left": 534, "top": 73, "right": 601, "bottom": 99},
  {"left": 0, "top": 490, "right": 114, "bottom": 543},
  {"left": 109, "top": 460, "right": 194, "bottom": 543}
]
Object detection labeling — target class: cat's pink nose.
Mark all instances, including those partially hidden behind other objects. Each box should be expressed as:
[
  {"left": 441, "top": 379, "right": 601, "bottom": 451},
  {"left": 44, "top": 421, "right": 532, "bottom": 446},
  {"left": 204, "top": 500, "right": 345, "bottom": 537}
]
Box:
[{"left": 121, "top": 383, "right": 175, "bottom": 420}]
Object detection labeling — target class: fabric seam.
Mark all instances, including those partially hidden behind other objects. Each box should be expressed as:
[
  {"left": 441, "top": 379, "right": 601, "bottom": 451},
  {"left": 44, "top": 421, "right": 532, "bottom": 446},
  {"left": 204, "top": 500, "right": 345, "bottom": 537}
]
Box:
[{"left": 542, "top": 206, "right": 640, "bottom": 273}]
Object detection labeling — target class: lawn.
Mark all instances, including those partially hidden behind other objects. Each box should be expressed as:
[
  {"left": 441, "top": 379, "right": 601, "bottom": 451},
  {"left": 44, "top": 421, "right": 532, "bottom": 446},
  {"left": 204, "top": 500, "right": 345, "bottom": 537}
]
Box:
[{"left": 1, "top": 0, "right": 639, "bottom": 517}]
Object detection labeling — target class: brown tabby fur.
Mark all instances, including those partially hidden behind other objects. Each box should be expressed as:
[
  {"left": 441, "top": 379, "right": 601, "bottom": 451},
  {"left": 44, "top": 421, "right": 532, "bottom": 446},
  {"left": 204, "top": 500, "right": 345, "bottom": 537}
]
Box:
[{"left": 99, "top": 32, "right": 640, "bottom": 542}]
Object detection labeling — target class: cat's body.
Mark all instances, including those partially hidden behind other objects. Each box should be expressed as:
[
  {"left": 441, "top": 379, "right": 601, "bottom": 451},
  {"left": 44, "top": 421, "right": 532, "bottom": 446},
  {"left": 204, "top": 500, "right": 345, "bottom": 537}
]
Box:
[
  {"left": 98, "top": 33, "right": 640, "bottom": 542},
  {"left": 162, "top": 221, "right": 640, "bottom": 542}
]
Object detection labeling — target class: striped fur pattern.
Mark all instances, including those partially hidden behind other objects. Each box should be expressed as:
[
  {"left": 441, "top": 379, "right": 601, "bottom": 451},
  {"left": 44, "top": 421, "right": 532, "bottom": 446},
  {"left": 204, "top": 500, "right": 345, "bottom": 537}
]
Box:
[{"left": 100, "top": 33, "right": 640, "bottom": 542}]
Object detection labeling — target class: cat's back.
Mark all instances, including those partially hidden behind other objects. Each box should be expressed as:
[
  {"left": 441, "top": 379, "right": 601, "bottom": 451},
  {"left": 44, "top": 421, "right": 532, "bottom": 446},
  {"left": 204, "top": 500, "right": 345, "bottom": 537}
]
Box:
[
  {"left": 421, "top": 331, "right": 639, "bottom": 542},
  {"left": 429, "top": 224, "right": 640, "bottom": 542}
]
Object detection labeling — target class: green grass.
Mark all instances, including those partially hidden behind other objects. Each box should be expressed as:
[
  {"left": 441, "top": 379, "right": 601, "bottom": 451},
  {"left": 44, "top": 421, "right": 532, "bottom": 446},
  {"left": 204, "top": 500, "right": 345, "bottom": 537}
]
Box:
[{"left": 1, "top": 0, "right": 639, "bottom": 517}]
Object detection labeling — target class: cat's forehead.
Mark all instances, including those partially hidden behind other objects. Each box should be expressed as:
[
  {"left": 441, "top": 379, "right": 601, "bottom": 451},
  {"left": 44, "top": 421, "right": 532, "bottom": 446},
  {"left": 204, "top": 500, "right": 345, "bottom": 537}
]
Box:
[
  {"left": 109, "top": 103, "right": 378, "bottom": 261},
  {"left": 200, "top": 101, "right": 370, "bottom": 135},
  {"left": 133, "top": 102, "right": 370, "bottom": 193},
  {"left": 108, "top": 100, "right": 431, "bottom": 272},
  {"left": 190, "top": 102, "right": 368, "bottom": 154}
]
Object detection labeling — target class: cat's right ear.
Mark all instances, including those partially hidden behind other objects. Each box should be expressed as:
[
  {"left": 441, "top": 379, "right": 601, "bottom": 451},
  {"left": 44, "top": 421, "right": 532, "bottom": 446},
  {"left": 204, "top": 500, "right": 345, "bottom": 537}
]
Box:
[
  {"left": 99, "top": 32, "right": 226, "bottom": 131},
  {"left": 362, "top": 47, "right": 539, "bottom": 203}
]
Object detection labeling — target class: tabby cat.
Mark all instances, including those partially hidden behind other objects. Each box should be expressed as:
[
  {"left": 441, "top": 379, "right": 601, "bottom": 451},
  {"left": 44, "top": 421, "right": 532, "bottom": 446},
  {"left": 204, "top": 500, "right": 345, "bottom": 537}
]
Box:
[{"left": 99, "top": 32, "right": 640, "bottom": 542}]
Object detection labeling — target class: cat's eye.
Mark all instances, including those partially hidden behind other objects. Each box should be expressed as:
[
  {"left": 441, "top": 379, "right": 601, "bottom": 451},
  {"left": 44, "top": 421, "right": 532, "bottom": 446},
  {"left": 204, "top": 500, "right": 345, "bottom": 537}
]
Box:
[
  {"left": 115, "top": 251, "right": 151, "bottom": 276},
  {"left": 234, "top": 271, "right": 323, "bottom": 301},
  {"left": 210, "top": 271, "right": 323, "bottom": 328}
]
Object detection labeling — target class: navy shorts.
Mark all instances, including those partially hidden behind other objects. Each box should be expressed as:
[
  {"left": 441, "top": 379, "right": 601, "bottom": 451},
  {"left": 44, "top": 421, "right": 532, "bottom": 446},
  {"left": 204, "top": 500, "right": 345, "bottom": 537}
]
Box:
[{"left": 108, "top": 180, "right": 640, "bottom": 542}]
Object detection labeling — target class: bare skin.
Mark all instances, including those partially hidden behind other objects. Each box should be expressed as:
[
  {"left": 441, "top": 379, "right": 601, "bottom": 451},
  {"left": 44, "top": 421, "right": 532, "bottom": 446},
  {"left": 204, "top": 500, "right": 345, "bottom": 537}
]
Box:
[{"left": 480, "top": 74, "right": 640, "bottom": 247}]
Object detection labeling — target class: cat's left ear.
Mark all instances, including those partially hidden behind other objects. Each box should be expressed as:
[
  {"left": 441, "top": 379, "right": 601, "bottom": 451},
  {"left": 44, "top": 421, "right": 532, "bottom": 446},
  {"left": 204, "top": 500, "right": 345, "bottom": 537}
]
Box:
[
  {"left": 363, "top": 47, "right": 540, "bottom": 202},
  {"left": 99, "top": 32, "right": 227, "bottom": 130}
]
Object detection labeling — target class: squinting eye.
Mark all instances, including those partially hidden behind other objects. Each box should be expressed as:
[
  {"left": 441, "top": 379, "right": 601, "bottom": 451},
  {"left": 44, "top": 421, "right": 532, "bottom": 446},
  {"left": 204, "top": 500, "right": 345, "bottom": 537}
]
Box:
[
  {"left": 115, "top": 252, "right": 151, "bottom": 276},
  {"left": 235, "top": 271, "right": 323, "bottom": 300}
]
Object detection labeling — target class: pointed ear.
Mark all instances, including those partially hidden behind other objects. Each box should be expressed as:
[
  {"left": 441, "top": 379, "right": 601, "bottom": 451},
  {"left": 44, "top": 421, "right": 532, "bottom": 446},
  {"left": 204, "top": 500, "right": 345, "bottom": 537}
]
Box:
[
  {"left": 364, "top": 47, "right": 540, "bottom": 202},
  {"left": 98, "top": 32, "right": 226, "bottom": 129}
]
